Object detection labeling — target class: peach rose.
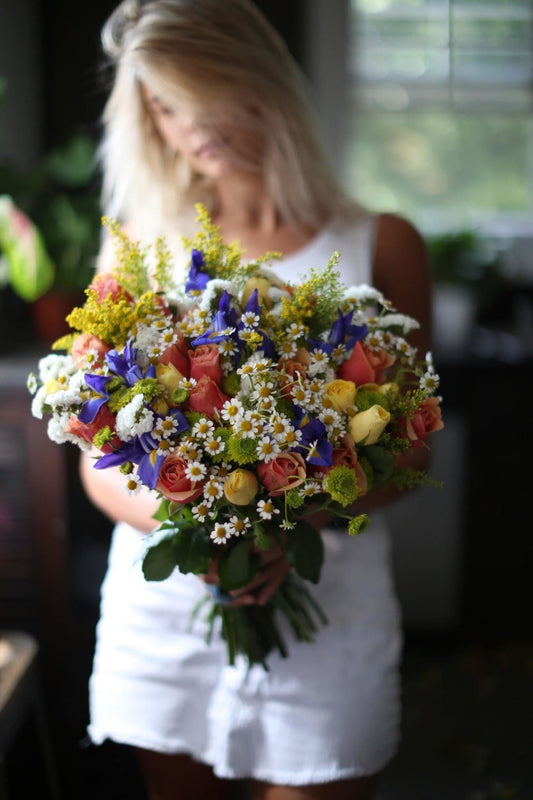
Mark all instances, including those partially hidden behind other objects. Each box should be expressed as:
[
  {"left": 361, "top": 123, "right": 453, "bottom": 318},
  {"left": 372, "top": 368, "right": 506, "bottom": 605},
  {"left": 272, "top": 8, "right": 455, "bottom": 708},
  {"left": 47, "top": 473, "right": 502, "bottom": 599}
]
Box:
[
  {"left": 257, "top": 452, "right": 307, "bottom": 496},
  {"left": 189, "top": 344, "right": 223, "bottom": 385},
  {"left": 160, "top": 337, "right": 190, "bottom": 377},
  {"left": 188, "top": 375, "right": 230, "bottom": 418},
  {"left": 88, "top": 273, "right": 133, "bottom": 303},
  {"left": 224, "top": 469, "right": 259, "bottom": 505},
  {"left": 156, "top": 454, "right": 205, "bottom": 504},
  {"left": 64, "top": 405, "right": 118, "bottom": 453},
  {"left": 71, "top": 333, "right": 111, "bottom": 368},
  {"left": 400, "top": 396, "right": 444, "bottom": 448},
  {"left": 339, "top": 341, "right": 395, "bottom": 386}
]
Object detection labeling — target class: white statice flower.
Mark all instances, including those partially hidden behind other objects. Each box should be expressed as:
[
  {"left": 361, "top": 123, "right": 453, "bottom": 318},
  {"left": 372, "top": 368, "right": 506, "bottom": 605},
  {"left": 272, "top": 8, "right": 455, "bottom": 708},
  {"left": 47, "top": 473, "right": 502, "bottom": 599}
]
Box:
[
  {"left": 257, "top": 499, "right": 280, "bottom": 520},
  {"left": 377, "top": 313, "right": 420, "bottom": 334},
  {"left": 199, "top": 279, "right": 239, "bottom": 312},
  {"left": 46, "top": 382, "right": 83, "bottom": 412},
  {"left": 124, "top": 473, "right": 143, "bottom": 496},
  {"left": 132, "top": 323, "right": 161, "bottom": 359},
  {"left": 210, "top": 522, "right": 233, "bottom": 545},
  {"left": 343, "top": 284, "right": 385, "bottom": 306},
  {"left": 115, "top": 394, "right": 155, "bottom": 442},
  {"left": 31, "top": 386, "right": 48, "bottom": 419},
  {"left": 256, "top": 436, "right": 281, "bottom": 463},
  {"left": 46, "top": 412, "right": 91, "bottom": 450},
  {"left": 37, "top": 353, "right": 77, "bottom": 383},
  {"left": 27, "top": 373, "right": 38, "bottom": 395},
  {"left": 419, "top": 371, "right": 440, "bottom": 394}
]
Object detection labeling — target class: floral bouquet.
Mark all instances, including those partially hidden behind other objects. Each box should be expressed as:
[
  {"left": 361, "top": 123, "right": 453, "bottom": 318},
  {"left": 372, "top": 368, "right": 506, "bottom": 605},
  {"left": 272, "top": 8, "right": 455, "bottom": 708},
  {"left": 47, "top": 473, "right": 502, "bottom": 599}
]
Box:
[{"left": 28, "top": 206, "right": 443, "bottom": 668}]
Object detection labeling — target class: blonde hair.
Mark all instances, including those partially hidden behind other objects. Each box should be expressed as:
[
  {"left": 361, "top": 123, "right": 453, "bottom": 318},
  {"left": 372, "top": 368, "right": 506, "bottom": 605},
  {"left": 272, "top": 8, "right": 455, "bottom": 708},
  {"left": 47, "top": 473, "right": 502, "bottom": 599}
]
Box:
[{"left": 100, "top": 0, "right": 358, "bottom": 241}]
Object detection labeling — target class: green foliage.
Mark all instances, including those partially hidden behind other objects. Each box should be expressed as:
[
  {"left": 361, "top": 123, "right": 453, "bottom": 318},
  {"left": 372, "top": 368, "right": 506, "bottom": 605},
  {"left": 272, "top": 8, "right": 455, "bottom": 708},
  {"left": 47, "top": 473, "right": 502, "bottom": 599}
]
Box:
[
  {"left": 285, "top": 520, "right": 324, "bottom": 584},
  {"left": 219, "top": 540, "right": 260, "bottom": 591},
  {"left": 363, "top": 445, "right": 395, "bottom": 487}
]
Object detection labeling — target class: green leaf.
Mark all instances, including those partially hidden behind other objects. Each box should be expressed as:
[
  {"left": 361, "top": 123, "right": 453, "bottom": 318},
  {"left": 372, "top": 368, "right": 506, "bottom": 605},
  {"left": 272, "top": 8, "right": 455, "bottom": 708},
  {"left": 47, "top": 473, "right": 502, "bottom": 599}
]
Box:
[
  {"left": 173, "top": 525, "right": 212, "bottom": 575},
  {"left": 219, "top": 540, "right": 259, "bottom": 592},
  {"left": 285, "top": 521, "right": 324, "bottom": 584},
  {"left": 142, "top": 533, "right": 178, "bottom": 581},
  {"left": 152, "top": 499, "right": 171, "bottom": 522},
  {"left": 364, "top": 445, "right": 395, "bottom": 486}
]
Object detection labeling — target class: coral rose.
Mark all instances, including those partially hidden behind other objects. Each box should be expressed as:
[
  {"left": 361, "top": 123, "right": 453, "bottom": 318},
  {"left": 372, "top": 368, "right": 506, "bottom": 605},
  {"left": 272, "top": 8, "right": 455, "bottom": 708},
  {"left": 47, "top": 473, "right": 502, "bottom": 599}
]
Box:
[
  {"left": 189, "top": 344, "right": 223, "bottom": 385},
  {"left": 224, "top": 469, "right": 259, "bottom": 505},
  {"left": 400, "top": 396, "right": 444, "bottom": 448},
  {"left": 71, "top": 334, "right": 111, "bottom": 368},
  {"left": 156, "top": 454, "right": 205, "bottom": 504},
  {"left": 339, "top": 341, "right": 395, "bottom": 386},
  {"left": 64, "top": 404, "right": 118, "bottom": 453},
  {"left": 257, "top": 452, "right": 307, "bottom": 496},
  {"left": 160, "top": 337, "right": 190, "bottom": 377},
  {"left": 188, "top": 375, "right": 230, "bottom": 418}
]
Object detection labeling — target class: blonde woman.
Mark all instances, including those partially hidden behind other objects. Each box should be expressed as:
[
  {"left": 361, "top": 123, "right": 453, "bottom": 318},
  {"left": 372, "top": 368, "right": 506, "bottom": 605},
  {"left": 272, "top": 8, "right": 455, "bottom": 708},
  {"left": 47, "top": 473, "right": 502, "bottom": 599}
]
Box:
[{"left": 80, "top": 1, "right": 432, "bottom": 799}]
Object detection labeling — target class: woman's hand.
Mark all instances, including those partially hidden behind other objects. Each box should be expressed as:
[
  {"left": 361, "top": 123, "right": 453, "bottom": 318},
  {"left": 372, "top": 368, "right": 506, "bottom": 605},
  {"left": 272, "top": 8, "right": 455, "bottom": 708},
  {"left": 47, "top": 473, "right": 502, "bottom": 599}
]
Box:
[{"left": 200, "top": 541, "right": 290, "bottom": 607}]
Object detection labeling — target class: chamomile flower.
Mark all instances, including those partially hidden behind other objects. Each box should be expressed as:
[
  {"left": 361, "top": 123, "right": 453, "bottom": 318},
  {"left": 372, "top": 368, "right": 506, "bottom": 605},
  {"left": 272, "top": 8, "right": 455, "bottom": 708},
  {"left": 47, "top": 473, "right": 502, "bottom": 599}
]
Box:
[
  {"left": 251, "top": 381, "right": 275, "bottom": 403},
  {"left": 192, "top": 418, "right": 215, "bottom": 439},
  {"left": 308, "top": 349, "right": 330, "bottom": 373},
  {"left": 192, "top": 502, "right": 215, "bottom": 523},
  {"left": 301, "top": 481, "right": 322, "bottom": 498},
  {"left": 185, "top": 461, "right": 207, "bottom": 482},
  {"left": 365, "top": 330, "right": 385, "bottom": 351},
  {"left": 420, "top": 371, "right": 440, "bottom": 393},
  {"left": 241, "top": 310, "right": 260, "bottom": 327},
  {"left": 178, "top": 377, "right": 197, "bottom": 391},
  {"left": 203, "top": 478, "right": 225, "bottom": 502},
  {"left": 210, "top": 523, "right": 233, "bottom": 545},
  {"left": 396, "top": 338, "right": 416, "bottom": 365},
  {"left": 211, "top": 462, "right": 232, "bottom": 479},
  {"left": 278, "top": 339, "right": 298, "bottom": 358},
  {"left": 221, "top": 397, "right": 244, "bottom": 423},
  {"left": 154, "top": 415, "right": 180, "bottom": 440},
  {"left": 319, "top": 408, "right": 343, "bottom": 435},
  {"left": 124, "top": 473, "right": 143, "bottom": 496},
  {"left": 156, "top": 438, "right": 176, "bottom": 456},
  {"left": 268, "top": 413, "right": 293, "bottom": 441},
  {"left": 234, "top": 411, "right": 262, "bottom": 439},
  {"left": 218, "top": 339, "right": 238, "bottom": 359},
  {"left": 229, "top": 515, "right": 251, "bottom": 536},
  {"left": 257, "top": 499, "right": 280, "bottom": 520},
  {"left": 204, "top": 437, "right": 226, "bottom": 457},
  {"left": 256, "top": 435, "right": 281, "bottom": 462},
  {"left": 280, "top": 519, "right": 295, "bottom": 531}
]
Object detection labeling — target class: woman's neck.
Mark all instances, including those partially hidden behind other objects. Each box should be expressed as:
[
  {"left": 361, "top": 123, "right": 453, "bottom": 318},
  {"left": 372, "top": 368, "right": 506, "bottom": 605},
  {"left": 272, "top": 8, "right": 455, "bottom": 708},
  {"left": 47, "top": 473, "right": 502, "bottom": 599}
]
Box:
[{"left": 213, "top": 171, "right": 279, "bottom": 235}]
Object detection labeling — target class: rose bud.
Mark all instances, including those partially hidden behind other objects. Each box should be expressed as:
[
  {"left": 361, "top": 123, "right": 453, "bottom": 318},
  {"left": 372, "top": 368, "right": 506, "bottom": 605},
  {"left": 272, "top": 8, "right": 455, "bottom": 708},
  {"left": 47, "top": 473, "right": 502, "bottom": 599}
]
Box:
[
  {"left": 349, "top": 404, "right": 391, "bottom": 445},
  {"left": 224, "top": 469, "right": 259, "bottom": 505},
  {"left": 189, "top": 344, "right": 223, "bottom": 385},
  {"left": 156, "top": 454, "right": 205, "bottom": 504},
  {"left": 323, "top": 379, "right": 357, "bottom": 413},
  {"left": 257, "top": 452, "right": 307, "bottom": 496}
]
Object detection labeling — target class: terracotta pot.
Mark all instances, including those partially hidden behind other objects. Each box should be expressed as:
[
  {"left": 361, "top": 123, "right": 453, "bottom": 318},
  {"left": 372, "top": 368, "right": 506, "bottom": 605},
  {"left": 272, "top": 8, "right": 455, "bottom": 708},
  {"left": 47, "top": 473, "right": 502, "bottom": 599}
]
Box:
[{"left": 32, "top": 290, "right": 84, "bottom": 345}]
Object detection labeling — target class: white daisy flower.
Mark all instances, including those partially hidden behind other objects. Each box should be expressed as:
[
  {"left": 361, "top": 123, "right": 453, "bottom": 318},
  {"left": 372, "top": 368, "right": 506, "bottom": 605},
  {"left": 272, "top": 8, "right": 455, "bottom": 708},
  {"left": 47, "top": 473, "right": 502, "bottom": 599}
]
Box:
[
  {"left": 268, "top": 413, "right": 293, "bottom": 441},
  {"left": 420, "top": 371, "right": 440, "bottom": 393},
  {"left": 154, "top": 415, "right": 180, "bottom": 440},
  {"left": 228, "top": 515, "right": 251, "bottom": 536},
  {"left": 221, "top": 398, "right": 244, "bottom": 423},
  {"left": 218, "top": 339, "right": 239, "bottom": 359},
  {"left": 343, "top": 284, "right": 385, "bottom": 305},
  {"left": 278, "top": 339, "right": 298, "bottom": 358},
  {"left": 204, "top": 478, "right": 225, "bottom": 502},
  {"left": 241, "top": 311, "right": 260, "bottom": 327},
  {"left": 192, "top": 418, "right": 215, "bottom": 439},
  {"left": 256, "top": 436, "right": 280, "bottom": 463},
  {"left": 257, "top": 499, "right": 280, "bottom": 520},
  {"left": 234, "top": 411, "right": 262, "bottom": 438},
  {"left": 156, "top": 439, "right": 176, "bottom": 456},
  {"left": 124, "top": 473, "right": 143, "bottom": 496},
  {"left": 192, "top": 502, "right": 215, "bottom": 523},
  {"left": 178, "top": 377, "right": 197, "bottom": 391},
  {"left": 204, "top": 437, "right": 226, "bottom": 457},
  {"left": 210, "top": 523, "right": 233, "bottom": 545},
  {"left": 185, "top": 461, "right": 207, "bottom": 482}
]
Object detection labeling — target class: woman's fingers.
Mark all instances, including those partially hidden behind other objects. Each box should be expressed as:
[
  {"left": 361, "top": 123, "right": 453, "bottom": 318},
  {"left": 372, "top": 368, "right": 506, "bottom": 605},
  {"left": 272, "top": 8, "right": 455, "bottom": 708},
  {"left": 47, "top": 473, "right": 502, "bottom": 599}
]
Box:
[{"left": 230, "top": 554, "right": 290, "bottom": 607}]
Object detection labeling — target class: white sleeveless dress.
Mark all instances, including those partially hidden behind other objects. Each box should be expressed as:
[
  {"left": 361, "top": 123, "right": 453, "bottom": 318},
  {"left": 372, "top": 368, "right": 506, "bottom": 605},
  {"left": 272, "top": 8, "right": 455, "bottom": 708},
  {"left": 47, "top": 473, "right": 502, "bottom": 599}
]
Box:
[{"left": 87, "top": 213, "right": 403, "bottom": 783}]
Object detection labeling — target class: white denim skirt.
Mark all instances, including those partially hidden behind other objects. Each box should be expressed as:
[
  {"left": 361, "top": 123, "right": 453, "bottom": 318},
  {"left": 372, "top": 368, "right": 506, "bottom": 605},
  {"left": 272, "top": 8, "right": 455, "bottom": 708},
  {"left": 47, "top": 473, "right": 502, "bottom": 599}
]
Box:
[{"left": 88, "top": 516, "right": 402, "bottom": 785}]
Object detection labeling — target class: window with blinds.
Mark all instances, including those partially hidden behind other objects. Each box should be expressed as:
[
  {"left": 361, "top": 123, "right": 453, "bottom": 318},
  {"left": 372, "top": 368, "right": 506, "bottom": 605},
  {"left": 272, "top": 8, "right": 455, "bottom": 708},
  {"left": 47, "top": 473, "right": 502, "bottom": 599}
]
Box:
[{"left": 345, "top": 0, "right": 533, "bottom": 233}]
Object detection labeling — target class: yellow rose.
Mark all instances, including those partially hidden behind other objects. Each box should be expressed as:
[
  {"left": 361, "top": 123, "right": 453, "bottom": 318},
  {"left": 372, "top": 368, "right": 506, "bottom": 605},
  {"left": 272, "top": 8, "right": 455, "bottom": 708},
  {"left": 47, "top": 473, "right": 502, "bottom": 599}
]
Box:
[
  {"left": 377, "top": 382, "right": 399, "bottom": 398},
  {"left": 323, "top": 379, "right": 357, "bottom": 412},
  {"left": 156, "top": 362, "right": 183, "bottom": 397},
  {"left": 241, "top": 277, "right": 274, "bottom": 309},
  {"left": 349, "top": 404, "right": 391, "bottom": 445},
  {"left": 224, "top": 469, "right": 259, "bottom": 505},
  {"left": 152, "top": 397, "right": 170, "bottom": 416}
]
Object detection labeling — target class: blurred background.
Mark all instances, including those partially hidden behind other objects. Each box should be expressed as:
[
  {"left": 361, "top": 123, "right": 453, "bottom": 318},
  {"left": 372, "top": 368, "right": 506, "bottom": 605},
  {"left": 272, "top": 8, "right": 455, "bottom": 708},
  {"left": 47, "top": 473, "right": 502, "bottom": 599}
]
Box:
[{"left": 1, "top": 1, "right": 532, "bottom": 798}]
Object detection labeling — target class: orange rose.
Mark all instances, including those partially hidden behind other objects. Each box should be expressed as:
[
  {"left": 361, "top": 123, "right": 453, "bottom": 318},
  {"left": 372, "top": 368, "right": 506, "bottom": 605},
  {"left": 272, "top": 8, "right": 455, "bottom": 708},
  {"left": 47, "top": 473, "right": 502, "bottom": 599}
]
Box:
[
  {"left": 156, "top": 454, "right": 205, "bottom": 504},
  {"left": 400, "top": 396, "right": 444, "bottom": 448},
  {"left": 71, "top": 333, "right": 111, "bottom": 368},
  {"left": 188, "top": 375, "right": 230, "bottom": 418},
  {"left": 339, "top": 341, "right": 395, "bottom": 386},
  {"left": 257, "top": 452, "right": 307, "bottom": 496},
  {"left": 64, "top": 405, "right": 118, "bottom": 452},
  {"left": 189, "top": 344, "right": 223, "bottom": 385}
]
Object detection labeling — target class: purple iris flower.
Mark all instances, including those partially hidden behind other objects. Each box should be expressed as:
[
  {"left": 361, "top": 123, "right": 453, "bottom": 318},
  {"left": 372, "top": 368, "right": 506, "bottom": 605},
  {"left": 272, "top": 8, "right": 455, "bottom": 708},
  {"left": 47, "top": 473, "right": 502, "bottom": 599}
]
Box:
[
  {"left": 78, "top": 374, "right": 113, "bottom": 424},
  {"left": 292, "top": 411, "right": 333, "bottom": 467},
  {"left": 191, "top": 291, "right": 240, "bottom": 347},
  {"left": 329, "top": 309, "right": 367, "bottom": 351},
  {"left": 185, "top": 249, "right": 210, "bottom": 294},
  {"left": 105, "top": 341, "right": 146, "bottom": 386}
]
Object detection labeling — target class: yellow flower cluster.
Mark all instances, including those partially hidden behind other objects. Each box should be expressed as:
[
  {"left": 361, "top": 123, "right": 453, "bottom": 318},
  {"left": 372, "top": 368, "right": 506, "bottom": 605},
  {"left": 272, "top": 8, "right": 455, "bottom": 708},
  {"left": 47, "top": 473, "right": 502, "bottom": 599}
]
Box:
[{"left": 66, "top": 289, "right": 159, "bottom": 347}]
